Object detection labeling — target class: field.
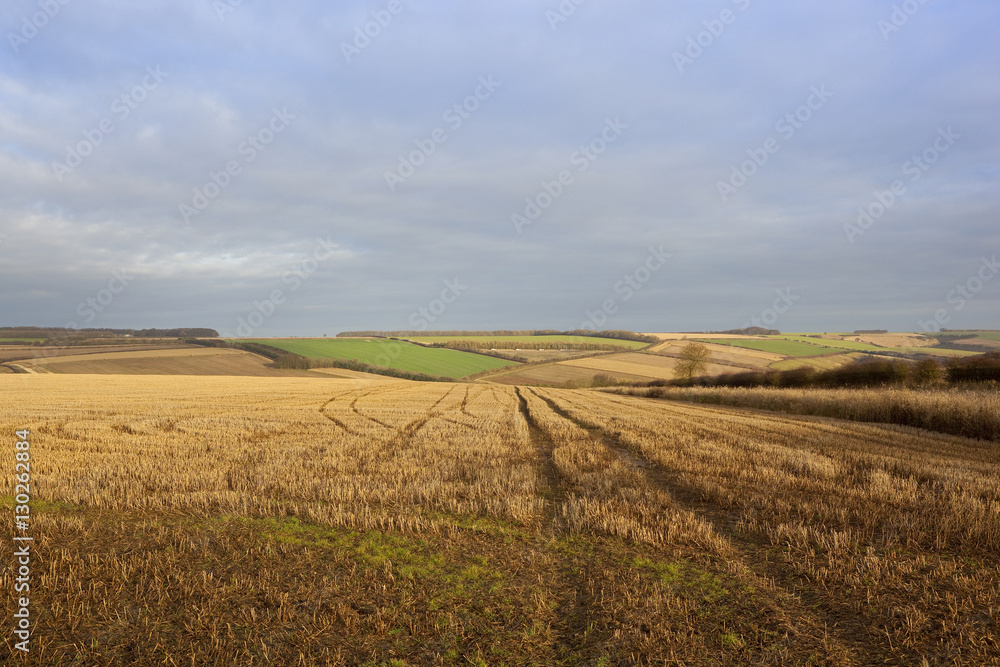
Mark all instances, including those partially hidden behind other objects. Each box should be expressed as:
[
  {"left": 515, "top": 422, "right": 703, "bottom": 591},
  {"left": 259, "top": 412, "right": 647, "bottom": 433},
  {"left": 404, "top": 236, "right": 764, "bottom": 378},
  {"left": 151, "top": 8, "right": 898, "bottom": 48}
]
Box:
[
  {"left": 695, "top": 338, "right": 843, "bottom": 357},
  {"left": 484, "top": 342, "right": 855, "bottom": 388},
  {"left": 246, "top": 338, "right": 518, "bottom": 378},
  {"left": 650, "top": 340, "right": 783, "bottom": 368},
  {"left": 401, "top": 335, "right": 648, "bottom": 350},
  {"left": 486, "top": 352, "right": 760, "bottom": 387},
  {"left": 0, "top": 344, "right": 191, "bottom": 366},
  {"left": 483, "top": 361, "right": 650, "bottom": 387},
  {"left": 945, "top": 331, "right": 1000, "bottom": 342},
  {"left": 770, "top": 353, "right": 865, "bottom": 371},
  {"left": 11, "top": 347, "right": 325, "bottom": 377},
  {"left": 3, "top": 375, "right": 1000, "bottom": 664}
]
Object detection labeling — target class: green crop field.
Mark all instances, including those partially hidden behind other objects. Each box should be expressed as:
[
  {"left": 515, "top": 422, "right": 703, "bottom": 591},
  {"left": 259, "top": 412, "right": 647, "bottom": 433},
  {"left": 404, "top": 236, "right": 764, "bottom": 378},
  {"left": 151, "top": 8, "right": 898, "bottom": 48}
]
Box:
[
  {"left": 698, "top": 338, "right": 841, "bottom": 357},
  {"left": 401, "top": 334, "right": 648, "bottom": 349},
  {"left": 248, "top": 338, "right": 518, "bottom": 378},
  {"left": 943, "top": 331, "right": 1000, "bottom": 342}
]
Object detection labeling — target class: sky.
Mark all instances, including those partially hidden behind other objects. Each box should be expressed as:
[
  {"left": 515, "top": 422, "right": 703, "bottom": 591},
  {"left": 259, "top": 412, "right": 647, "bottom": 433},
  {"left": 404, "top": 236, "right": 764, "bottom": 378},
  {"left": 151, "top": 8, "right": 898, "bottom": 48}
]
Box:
[{"left": 1, "top": 0, "right": 998, "bottom": 337}]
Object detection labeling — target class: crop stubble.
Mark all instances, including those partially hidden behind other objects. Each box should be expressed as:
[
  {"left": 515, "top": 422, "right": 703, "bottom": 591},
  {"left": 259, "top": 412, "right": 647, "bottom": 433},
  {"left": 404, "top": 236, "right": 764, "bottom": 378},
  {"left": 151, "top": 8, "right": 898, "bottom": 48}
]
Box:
[{"left": 1, "top": 375, "right": 997, "bottom": 665}]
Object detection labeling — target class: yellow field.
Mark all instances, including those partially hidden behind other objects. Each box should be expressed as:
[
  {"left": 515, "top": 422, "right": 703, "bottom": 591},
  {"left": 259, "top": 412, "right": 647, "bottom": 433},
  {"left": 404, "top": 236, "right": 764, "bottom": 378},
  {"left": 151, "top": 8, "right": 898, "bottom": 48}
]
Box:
[
  {"left": 651, "top": 340, "right": 783, "bottom": 366},
  {"left": 770, "top": 352, "right": 863, "bottom": 371},
  {"left": 641, "top": 333, "right": 752, "bottom": 340},
  {"left": 13, "top": 346, "right": 323, "bottom": 377},
  {"left": 2, "top": 375, "right": 999, "bottom": 664},
  {"left": 558, "top": 352, "right": 749, "bottom": 380},
  {"left": 848, "top": 333, "right": 935, "bottom": 348},
  {"left": 487, "top": 348, "right": 763, "bottom": 387}
]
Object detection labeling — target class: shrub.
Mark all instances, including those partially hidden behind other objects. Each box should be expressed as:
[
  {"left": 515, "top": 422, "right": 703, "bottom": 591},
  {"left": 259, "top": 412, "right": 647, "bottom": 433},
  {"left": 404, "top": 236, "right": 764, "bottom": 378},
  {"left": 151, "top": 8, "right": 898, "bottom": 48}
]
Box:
[{"left": 947, "top": 352, "right": 1000, "bottom": 384}]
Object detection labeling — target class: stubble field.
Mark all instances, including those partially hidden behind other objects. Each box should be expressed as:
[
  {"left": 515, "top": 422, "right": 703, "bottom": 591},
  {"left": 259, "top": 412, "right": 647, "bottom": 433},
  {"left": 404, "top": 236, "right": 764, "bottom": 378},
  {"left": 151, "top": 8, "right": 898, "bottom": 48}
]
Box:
[{"left": 2, "top": 375, "right": 999, "bottom": 665}]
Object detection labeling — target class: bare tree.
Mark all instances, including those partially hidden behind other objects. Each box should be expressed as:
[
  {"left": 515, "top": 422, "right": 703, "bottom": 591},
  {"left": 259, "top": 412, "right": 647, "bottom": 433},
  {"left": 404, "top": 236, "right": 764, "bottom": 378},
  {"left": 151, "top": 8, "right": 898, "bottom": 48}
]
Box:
[{"left": 674, "top": 342, "right": 710, "bottom": 382}]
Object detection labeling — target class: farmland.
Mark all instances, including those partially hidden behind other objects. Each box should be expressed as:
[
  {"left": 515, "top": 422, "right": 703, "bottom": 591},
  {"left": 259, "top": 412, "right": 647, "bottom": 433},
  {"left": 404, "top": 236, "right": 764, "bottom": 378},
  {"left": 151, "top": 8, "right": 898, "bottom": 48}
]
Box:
[
  {"left": 401, "top": 335, "right": 648, "bottom": 350},
  {"left": 694, "top": 338, "right": 844, "bottom": 357},
  {"left": 245, "top": 338, "right": 518, "bottom": 378},
  {"left": 3, "top": 374, "right": 999, "bottom": 664},
  {"left": 11, "top": 347, "right": 325, "bottom": 377}
]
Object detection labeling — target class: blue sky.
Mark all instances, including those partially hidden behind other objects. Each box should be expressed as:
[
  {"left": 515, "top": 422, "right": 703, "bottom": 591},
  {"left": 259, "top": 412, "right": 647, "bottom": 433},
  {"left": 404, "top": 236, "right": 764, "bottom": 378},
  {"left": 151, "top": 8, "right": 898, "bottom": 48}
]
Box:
[{"left": 1, "top": 0, "right": 997, "bottom": 336}]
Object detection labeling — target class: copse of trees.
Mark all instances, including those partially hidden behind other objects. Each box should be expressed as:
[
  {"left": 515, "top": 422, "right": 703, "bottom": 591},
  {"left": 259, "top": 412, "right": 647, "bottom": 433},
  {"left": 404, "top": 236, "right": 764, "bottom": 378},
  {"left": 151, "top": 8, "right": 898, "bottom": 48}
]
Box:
[{"left": 713, "top": 327, "right": 780, "bottom": 336}]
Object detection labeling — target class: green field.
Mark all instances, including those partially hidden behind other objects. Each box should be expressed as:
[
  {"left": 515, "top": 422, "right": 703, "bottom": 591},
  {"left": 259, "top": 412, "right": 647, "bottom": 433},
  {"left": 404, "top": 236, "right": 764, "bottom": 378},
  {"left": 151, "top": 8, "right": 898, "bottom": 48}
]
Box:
[
  {"left": 0, "top": 338, "right": 44, "bottom": 342},
  {"left": 941, "top": 331, "right": 1000, "bottom": 342},
  {"left": 248, "top": 338, "right": 518, "bottom": 378},
  {"left": 697, "top": 338, "right": 842, "bottom": 357},
  {"left": 401, "top": 334, "right": 648, "bottom": 349}
]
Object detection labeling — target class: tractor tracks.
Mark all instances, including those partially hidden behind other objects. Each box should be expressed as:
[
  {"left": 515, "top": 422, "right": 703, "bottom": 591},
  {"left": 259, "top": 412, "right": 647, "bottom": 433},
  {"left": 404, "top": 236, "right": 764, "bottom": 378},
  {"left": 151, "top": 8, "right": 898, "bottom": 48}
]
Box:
[
  {"left": 515, "top": 386, "right": 616, "bottom": 664},
  {"left": 529, "top": 388, "right": 884, "bottom": 663}
]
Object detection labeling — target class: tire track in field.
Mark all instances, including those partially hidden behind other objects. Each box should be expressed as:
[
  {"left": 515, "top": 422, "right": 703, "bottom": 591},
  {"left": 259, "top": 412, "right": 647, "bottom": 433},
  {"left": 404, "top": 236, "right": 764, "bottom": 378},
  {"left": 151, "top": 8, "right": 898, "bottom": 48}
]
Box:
[
  {"left": 393, "top": 384, "right": 461, "bottom": 439},
  {"left": 349, "top": 391, "right": 397, "bottom": 430},
  {"left": 318, "top": 390, "right": 369, "bottom": 435},
  {"left": 514, "top": 388, "right": 562, "bottom": 531},
  {"left": 531, "top": 388, "right": 883, "bottom": 663},
  {"left": 514, "top": 387, "right": 595, "bottom": 663},
  {"left": 459, "top": 385, "right": 473, "bottom": 417},
  {"left": 319, "top": 385, "right": 410, "bottom": 434}
]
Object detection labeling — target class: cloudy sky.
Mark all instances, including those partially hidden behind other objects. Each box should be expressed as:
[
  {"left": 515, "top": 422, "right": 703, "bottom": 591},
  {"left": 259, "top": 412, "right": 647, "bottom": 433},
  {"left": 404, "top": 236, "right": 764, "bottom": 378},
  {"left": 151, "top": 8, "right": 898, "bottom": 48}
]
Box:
[{"left": 1, "top": 0, "right": 997, "bottom": 336}]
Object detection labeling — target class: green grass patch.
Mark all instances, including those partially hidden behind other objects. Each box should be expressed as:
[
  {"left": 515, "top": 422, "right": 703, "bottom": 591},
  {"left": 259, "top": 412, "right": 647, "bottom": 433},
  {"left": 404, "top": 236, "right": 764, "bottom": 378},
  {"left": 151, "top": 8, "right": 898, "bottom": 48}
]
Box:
[
  {"left": 402, "top": 334, "right": 647, "bottom": 349},
  {"left": 0, "top": 495, "right": 86, "bottom": 513},
  {"left": 695, "top": 338, "right": 841, "bottom": 357},
  {"left": 247, "top": 338, "right": 517, "bottom": 378},
  {"left": 220, "top": 515, "right": 505, "bottom": 587},
  {"left": 632, "top": 556, "right": 731, "bottom": 604},
  {"left": 936, "top": 331, "right": 1000, "bottom": 342}
]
